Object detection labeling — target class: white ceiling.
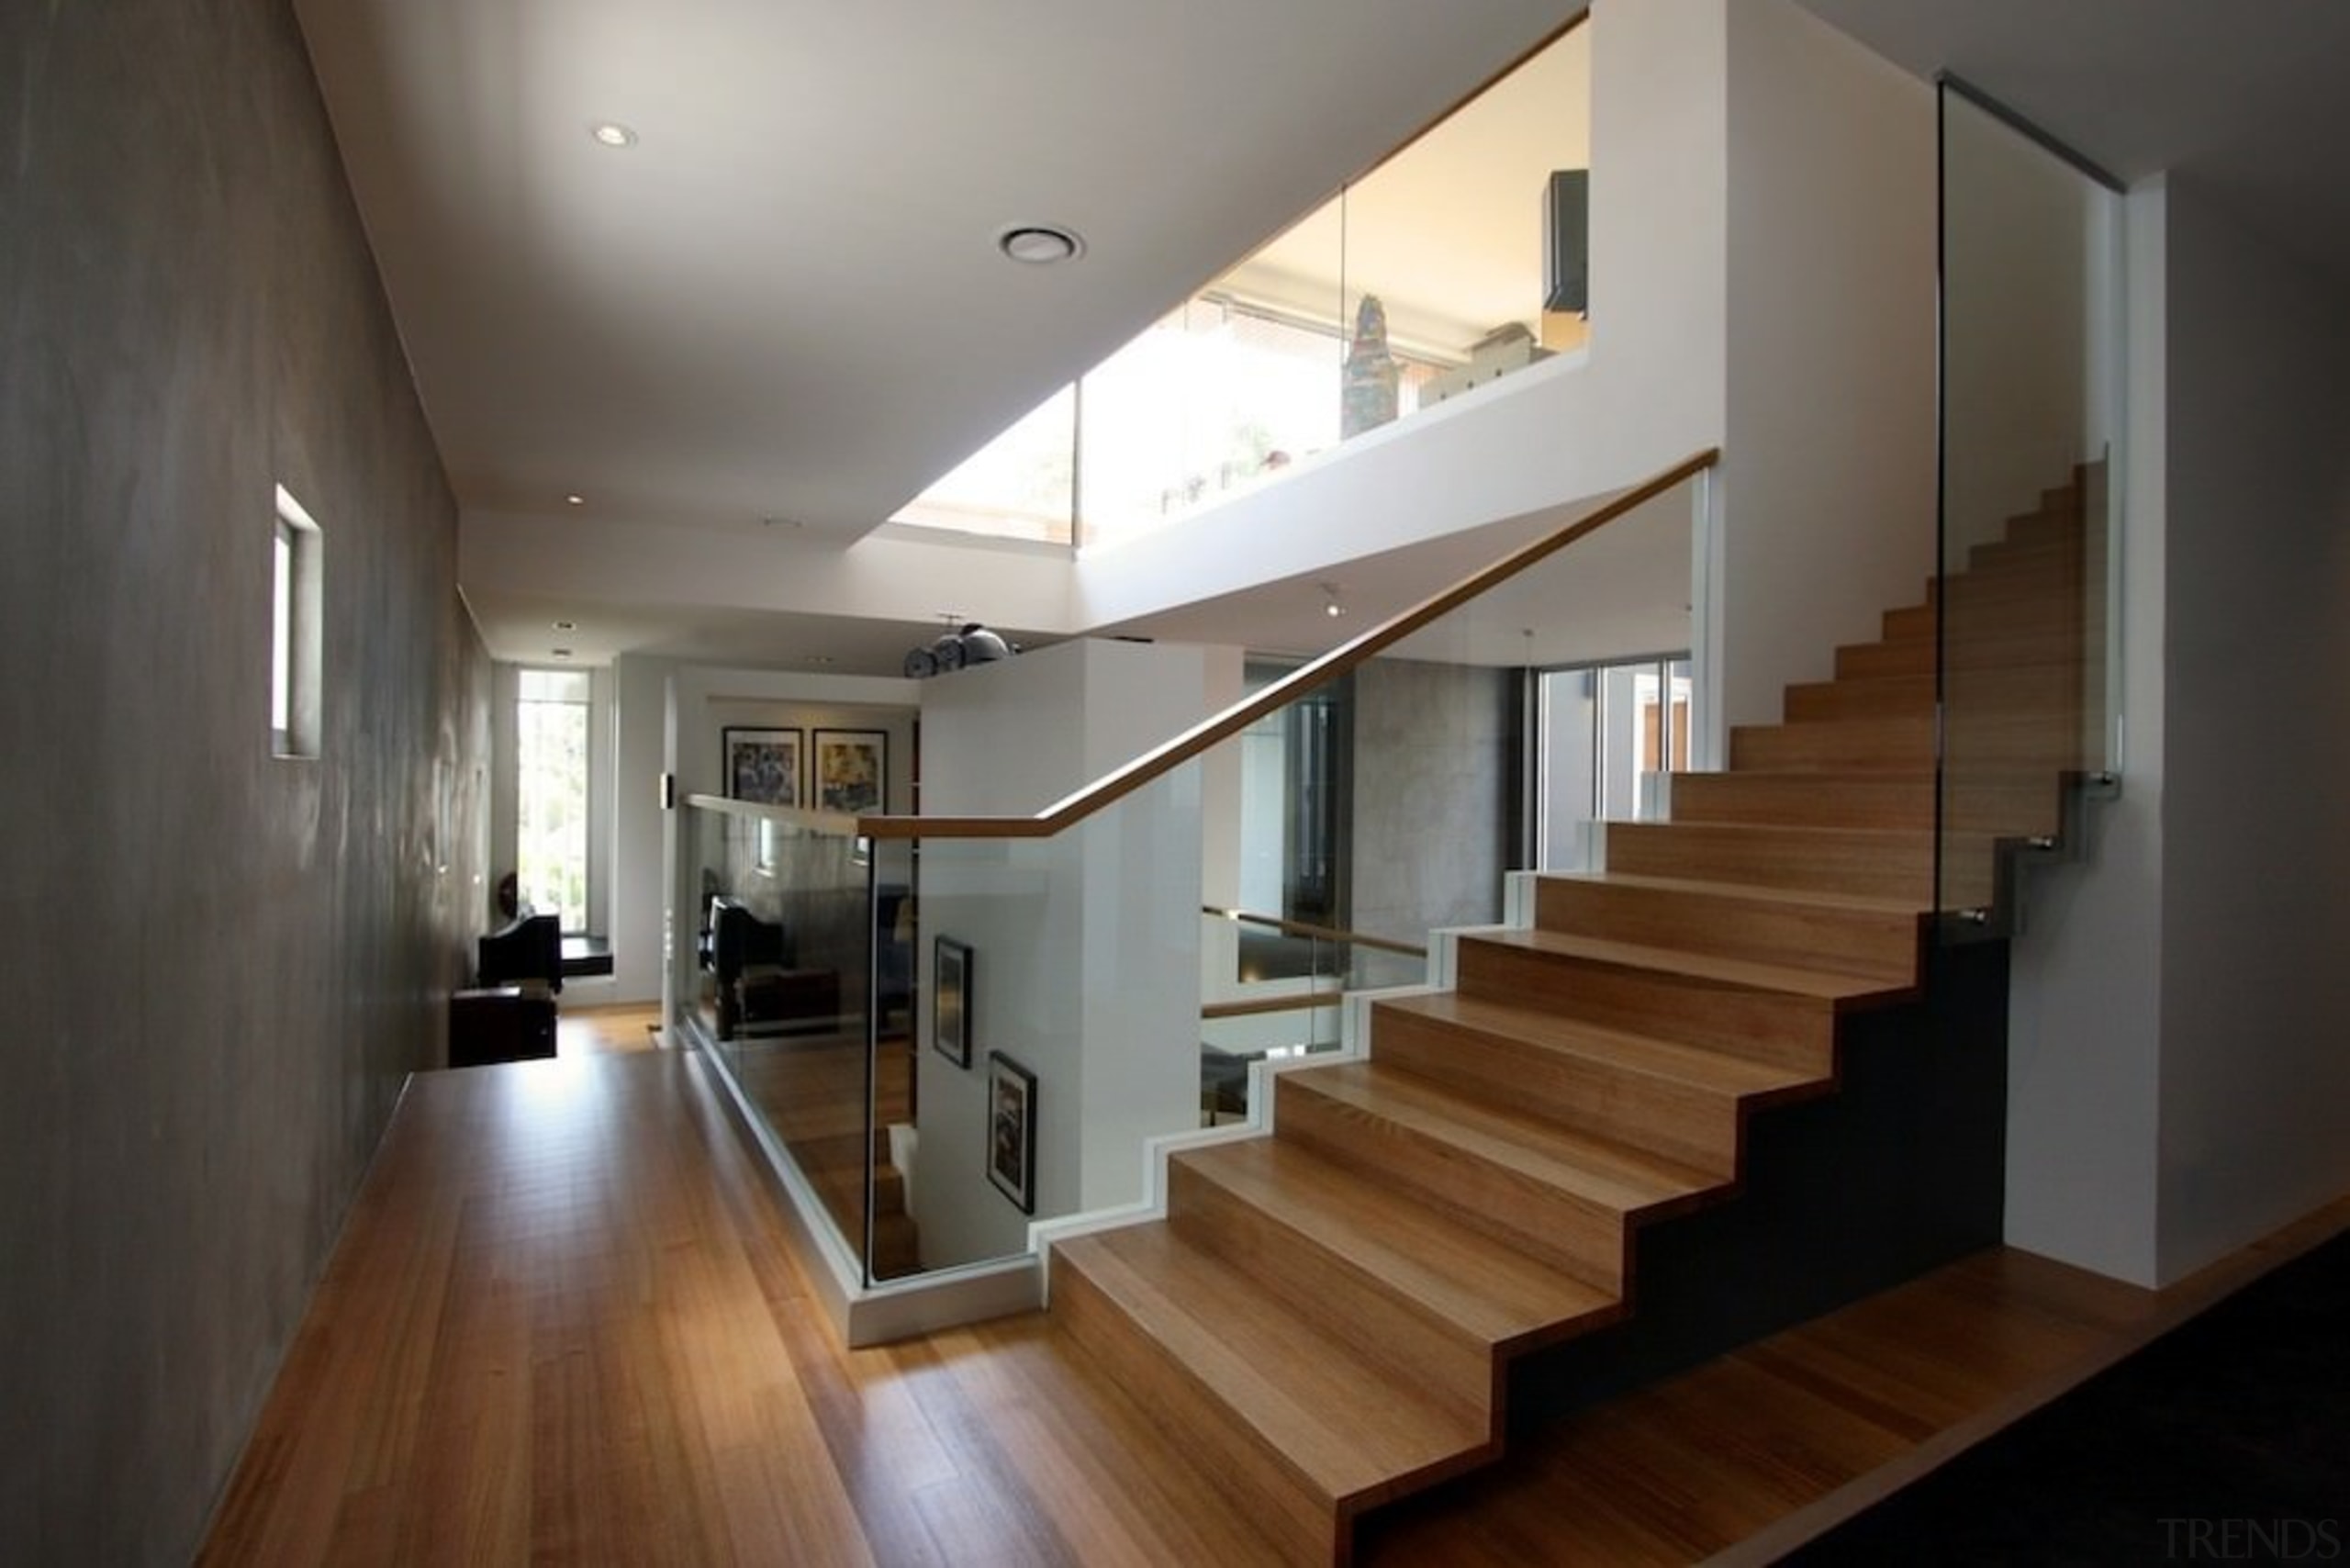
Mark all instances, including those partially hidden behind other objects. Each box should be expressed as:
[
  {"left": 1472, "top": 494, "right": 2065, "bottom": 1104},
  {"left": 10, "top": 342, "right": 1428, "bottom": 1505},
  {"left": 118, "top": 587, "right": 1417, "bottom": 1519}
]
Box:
[
  {"left": 297, "top": 0, "right": 2350, "bottom": 676},
  {"left": 1792, "top": 0, "right": 2350, "bottom": 285},
  {"left": 295, "top": 0, "right": 1579, "bottom": 538}
]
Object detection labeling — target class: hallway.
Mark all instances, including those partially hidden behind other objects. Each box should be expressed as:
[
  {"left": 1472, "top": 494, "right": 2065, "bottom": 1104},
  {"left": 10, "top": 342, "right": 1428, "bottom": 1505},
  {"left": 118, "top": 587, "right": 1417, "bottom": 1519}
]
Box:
[{"left": 196, "top": 1046, "right": 2338, "bottom": 1564}]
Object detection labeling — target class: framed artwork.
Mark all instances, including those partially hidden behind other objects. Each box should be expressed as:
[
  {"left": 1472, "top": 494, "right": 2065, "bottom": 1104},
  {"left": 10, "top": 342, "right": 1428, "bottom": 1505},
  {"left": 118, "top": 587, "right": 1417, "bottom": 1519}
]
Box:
[
  {"left": 723, "top": 727, "right": 802, "bottom": 807},
  {"left": 986, "top": 1051, "right": 1038, "bottom": 1215},
  {"left": 933, "top": 935, "right": 973, "bottom": 1069},
  {"left": 812, "top": 728, "right": 888, "bottom": 813}
]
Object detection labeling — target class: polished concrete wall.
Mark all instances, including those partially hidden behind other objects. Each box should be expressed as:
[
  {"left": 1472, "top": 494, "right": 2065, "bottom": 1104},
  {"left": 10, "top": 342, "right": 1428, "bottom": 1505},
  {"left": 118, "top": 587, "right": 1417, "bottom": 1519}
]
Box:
[
  {"left": 0, "top": 3, "right": 490, "bottom": 1562},
  {"left": 1348, "top": 658, "right": 1515, "bottom": 946}
]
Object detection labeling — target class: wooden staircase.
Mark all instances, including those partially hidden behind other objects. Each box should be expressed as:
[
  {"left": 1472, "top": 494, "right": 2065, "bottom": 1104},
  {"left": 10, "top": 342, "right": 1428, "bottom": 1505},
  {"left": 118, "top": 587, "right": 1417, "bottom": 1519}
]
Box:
[{"left": 1047, "top": 474, "right": 2098, "bottom": 1565}]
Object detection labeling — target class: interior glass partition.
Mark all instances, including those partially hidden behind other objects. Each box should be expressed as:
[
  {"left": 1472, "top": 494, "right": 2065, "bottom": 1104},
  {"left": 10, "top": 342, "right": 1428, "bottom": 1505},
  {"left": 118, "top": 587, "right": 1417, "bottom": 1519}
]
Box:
[
  {"left": 741, "top": 457, "right": 1713, "bottom": 1293},
  {"left": 1936, "top": 82, "right": 2125, "bottom": 929}
]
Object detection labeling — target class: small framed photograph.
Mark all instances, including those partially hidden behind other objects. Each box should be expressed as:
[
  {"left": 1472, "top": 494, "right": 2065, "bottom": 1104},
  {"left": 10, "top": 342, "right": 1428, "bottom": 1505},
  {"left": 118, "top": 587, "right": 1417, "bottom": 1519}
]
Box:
[
  {"left": 933, "top": 935, "right": 973, "bottom": 1069},
  {"left": 811, "top": 728, "right": 888, "bottom": 813},
  {"left": 986, "top": 1051, "right": 1038, "bottom": 1215},
  {"left": 722, "top": 726, "right": 802, "bottom": 807}
]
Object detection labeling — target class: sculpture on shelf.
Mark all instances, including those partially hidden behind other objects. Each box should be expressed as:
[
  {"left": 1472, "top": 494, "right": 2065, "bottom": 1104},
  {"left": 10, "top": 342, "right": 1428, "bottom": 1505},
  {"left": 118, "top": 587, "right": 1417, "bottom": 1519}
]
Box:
[
  {"left": 1340, "top": 293, "right": 1400, "bottom": 438},
  {"left": 903, "top": 622, "right": 1021, "bottom": 678}
]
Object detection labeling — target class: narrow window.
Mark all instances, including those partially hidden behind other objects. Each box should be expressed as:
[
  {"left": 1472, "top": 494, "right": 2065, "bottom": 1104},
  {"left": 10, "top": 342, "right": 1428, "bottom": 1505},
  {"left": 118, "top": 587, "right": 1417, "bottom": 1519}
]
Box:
[
  {"left": 272, "top": 486, "right": 323, "bottom": 757},
  {"left": 515, "top": 667, "right": 592, "bottom": 932}
]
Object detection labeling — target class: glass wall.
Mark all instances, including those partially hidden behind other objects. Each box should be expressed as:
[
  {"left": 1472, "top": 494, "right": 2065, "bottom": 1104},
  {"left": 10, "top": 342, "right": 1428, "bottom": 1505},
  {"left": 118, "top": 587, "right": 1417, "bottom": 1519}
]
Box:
[
  {"left": 1936, "top": 84, "right": 2124, "bottom": 925},
  {"left": 892, "top": 19, "right": 1591, "bottom": 550}
]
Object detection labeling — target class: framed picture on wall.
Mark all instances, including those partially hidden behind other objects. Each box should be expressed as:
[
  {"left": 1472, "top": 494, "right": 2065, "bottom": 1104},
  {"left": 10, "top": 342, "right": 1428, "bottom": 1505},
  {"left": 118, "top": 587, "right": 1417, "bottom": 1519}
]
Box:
[
  {"left": 812, "top": 728, "right": 888, "bottom": 813},
  {"left": 722, "top": 726, "right": 802, "bottom": 807},
  {"left": 934, "top": 935, "right": 973, "bottom": 1069},
  {"left": 986, "top": 1050, "right": 1037, "bottom": 1215}
]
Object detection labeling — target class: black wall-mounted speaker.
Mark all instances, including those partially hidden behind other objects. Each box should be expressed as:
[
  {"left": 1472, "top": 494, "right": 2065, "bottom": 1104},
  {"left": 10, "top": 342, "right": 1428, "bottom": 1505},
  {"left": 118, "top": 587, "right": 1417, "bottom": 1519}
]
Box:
[{"left": 1544, "top": 169, "right": 1589, "bottom": 314}]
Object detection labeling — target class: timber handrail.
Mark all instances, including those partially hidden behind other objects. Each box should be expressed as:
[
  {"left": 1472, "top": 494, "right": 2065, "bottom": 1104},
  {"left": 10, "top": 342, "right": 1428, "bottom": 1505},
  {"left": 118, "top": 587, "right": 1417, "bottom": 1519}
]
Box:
[
  {"left": 857, "top": 447, "right": 1720, "bottom": 841},
  {"left": 1200, "top": 993, "right": 1343, "bottom": 1022},
  {"left": 685, "top": 793, "right": 864, "bottom": 838},
  {"left": 1203, "top": 904, "right": 1427, "bottom": 959}
]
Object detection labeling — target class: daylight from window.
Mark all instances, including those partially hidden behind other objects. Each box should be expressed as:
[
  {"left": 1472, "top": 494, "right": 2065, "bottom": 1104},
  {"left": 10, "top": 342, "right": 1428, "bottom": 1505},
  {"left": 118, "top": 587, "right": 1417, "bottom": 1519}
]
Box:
[{"left": 516, "top": 667, "right": 590, "bottom": 932}]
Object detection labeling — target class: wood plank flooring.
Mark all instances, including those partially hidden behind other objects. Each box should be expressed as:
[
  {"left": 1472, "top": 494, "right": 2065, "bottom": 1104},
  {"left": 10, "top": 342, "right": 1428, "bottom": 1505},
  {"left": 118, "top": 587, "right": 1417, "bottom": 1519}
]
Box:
[{"left": 197, "top": 1047, "right": 2348, "bottom": 1565}]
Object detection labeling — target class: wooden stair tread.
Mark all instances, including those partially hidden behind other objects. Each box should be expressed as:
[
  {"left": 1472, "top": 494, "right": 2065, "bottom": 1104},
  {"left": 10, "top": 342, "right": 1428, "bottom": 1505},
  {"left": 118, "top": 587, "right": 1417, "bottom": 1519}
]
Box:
[
  {"left": 1379, "top": 992, "right": 1820, "bottom": 1101},
  {"left": 1292, "top": 1060, "right": 1722, "bottom": 1216},
  {"left": 1545, "top": 868, "right": 1926, "bottom": 917},
  {"left": 1175, "top": 1137, "right": 1622, "bottom": 1350},
  {"left": 1474, "top": 925, "right": 1910, "bottom": 1006},
  {"left": 1054, "top": 1224, "right": 1489, "bottom": 1501}
]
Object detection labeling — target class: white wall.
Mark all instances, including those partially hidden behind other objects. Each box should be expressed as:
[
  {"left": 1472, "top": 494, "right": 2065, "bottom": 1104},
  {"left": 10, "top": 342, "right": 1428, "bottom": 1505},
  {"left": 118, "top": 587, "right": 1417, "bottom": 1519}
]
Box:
[
  {"left": 2003, "top": 181, "right": 2169, "bottom": 1287},
  {"left": 2154, "top": 175, "right": 2350, "bottom": 1282},
  {"left": 1718, "top": 0, "right": 1938, "bottom": 725},
  {"left": 2005, "top": 174, "right": 2350, "bottom": 1287},
  {"left": 911, "top": 641, "right": 1213, "bottom": 1267},
  {"left": 610, "top": 653, "right": 676, "bottom": 1003}
]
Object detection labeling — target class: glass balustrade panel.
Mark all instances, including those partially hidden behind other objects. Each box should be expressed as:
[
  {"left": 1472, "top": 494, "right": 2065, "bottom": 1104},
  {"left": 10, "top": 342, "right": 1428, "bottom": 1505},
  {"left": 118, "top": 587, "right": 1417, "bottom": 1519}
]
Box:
[
  {"left": 1337, "top": 23, "right": 1591, "bottom": 452},
  {"left": 680, "top": 799, "right": 874, "bottom": 1279},
  {"left": 832, "top": 463, "right": 1702, "bottom": 1281},
  {"left": 893, "top": 21, "right": 1590, "bottom": 552},
  {"left": 1938, "top": 86, "right": 2124, "bottom": 926}
]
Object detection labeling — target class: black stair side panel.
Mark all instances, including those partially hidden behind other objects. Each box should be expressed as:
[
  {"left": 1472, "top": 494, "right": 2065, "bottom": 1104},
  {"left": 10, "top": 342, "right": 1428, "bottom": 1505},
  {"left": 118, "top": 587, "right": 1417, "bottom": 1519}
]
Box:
[{"left": 1501, "top": 938, "right": 2009, "bottom": 1426}]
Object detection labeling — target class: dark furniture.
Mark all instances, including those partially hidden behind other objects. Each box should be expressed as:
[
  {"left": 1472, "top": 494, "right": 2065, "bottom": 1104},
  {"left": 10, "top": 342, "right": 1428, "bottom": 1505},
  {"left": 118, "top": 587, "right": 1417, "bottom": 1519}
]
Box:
[
  {"left": 449, "top": 986, "right": 556, "bottom": 1068},
  {"left": 477, "top": 912, "right": 562, "bottom": 994},
  {"left": 699, "top": 897, "right": 838, "bottom": 1038}
]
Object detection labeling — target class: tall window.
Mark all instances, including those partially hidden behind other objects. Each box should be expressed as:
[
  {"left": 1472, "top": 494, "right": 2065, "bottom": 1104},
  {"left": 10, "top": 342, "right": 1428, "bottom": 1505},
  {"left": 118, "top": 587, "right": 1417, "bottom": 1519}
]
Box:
[
  {"left": 271, "top": 486, "right": 323, "bottom": 757},
  {"left": 1534, "top": 655, "right": 1691, "bottom": 866},
  {"left": 516, "top": 668, "right": 591, "bottom": 932}
]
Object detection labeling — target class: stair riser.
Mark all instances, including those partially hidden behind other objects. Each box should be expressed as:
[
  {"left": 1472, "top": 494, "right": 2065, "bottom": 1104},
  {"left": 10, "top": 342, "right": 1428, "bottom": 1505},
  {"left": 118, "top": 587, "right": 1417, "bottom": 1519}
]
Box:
[
  {"left": 1841, "top": 631, "right": 2092, "bottom": 677},
  {"left": 1784, "top": 677, "right": 1933, "bottom": 722},
  {"left": 1925, "top": 577, "right": 2089, "bottom": 622},
  {"left": 1535, "top": 876, "right": 1919, "bottom": 983},
  {"left": 1784, "top": 667, "right": 2086, "bottom": 724},
  {"left": 1370, "top": 1007, "right": 1740, "bottom": 1179},
  {"left": 1671, "top": 772, "right": 1936, "bottom": 830},
  {"left": 1602, "top": 822, "right": 1934, "bottom": 902},
  {"left": 1729, "top": 719, "right": 1934, "bottom": 772},
  {"left": 1275, "top": 1075, "right": 1630, "bottom": 1294},
  {"left": 1966, "top": 533, "right": 2090, "bottom": 576},
  {"left": 1051, "top": 1249, "right": 1340, "bottom": 1566},
  {"left": 1671, "top": 771, "right": 2063, "bottom": 836},
  {"left": 1454, "top": 938, "right": 1836, "bottom": 1076},
  {"left": 1835, "top": 639, "right": 1932, "bottom": 679},
  {"left": 1884, "top": 600, "right": 2093, "bottom": 645},
  {"left": 1166, "top": 1158, "right": 1496, "bottom": 1411}
]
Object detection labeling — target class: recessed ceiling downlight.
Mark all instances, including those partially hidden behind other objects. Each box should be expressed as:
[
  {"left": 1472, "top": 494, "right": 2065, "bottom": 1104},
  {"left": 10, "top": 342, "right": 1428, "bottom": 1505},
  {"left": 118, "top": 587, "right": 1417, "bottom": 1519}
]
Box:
[
  {"left": 589, "top": 121, "right": 638, "bottom": 149},
  {"left": 999, "top": 224, "right": 1084, "bottom": 264}
]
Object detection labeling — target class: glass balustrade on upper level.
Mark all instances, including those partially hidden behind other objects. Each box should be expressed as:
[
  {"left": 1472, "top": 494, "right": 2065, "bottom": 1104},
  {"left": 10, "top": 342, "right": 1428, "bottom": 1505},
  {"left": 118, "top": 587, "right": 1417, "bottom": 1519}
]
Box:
[{"left": 889, "top": 17, "right": 1591, "bottom": 552}]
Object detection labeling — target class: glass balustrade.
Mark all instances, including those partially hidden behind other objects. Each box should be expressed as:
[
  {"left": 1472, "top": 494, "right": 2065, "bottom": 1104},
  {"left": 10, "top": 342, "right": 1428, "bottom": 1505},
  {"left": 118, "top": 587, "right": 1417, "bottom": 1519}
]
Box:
[
  {"left": 697, "top": 457, "right": 1709, "bottom": 1293},
  {"left": 679, "top": 797, "right": 886, "bottom": 1278},
  {"left": 1936, "top": 83, "right": 2125, "bottom": 932},
  {"left": 891, "top": 18, "right": 1591, "bottom": 551},
  {"left": 1199, "top": 908, "right": 1430, "bottom": 1125}
]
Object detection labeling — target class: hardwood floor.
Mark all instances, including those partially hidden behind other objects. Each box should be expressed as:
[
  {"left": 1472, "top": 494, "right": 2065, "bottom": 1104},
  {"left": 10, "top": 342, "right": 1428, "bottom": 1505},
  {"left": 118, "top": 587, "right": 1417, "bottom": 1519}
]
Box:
[
  {"left": 555, "top": 1002, "right": 664, "bottom": 1056},
  {"left": 196, "top": 1045, "right": 2348, "bottom": 1565}
]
